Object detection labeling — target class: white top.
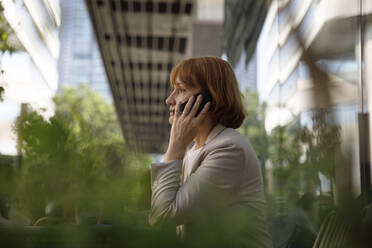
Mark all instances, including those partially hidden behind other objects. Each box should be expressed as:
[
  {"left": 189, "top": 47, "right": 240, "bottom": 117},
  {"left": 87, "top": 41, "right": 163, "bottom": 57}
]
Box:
[{"left": 183, "top": 144, "right": 203, "bottom": 178}]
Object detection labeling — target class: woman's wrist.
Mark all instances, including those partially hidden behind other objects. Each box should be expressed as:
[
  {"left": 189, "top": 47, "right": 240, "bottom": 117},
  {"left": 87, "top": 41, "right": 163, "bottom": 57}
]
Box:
[{"left": 163, "top": 146, "right": 186, "bottom": 162}]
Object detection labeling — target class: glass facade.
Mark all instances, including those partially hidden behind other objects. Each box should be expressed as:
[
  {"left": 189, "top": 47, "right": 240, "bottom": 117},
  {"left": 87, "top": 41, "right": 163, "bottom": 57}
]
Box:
[
  {"left": 233, "top": 50, "right": 258, "bottom": 92},
  {"left": 256, "top": 0, "right": 369, "bottom": 240}
]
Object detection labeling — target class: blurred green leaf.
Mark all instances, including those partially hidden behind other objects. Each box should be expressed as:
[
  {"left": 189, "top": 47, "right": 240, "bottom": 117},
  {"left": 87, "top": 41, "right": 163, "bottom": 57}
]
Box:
[
  {"left": 0, "top": 2, "right": 15, "bottom": 55},
  {"left": 1, "top": 32, "right": 7, "bottom": 41}
]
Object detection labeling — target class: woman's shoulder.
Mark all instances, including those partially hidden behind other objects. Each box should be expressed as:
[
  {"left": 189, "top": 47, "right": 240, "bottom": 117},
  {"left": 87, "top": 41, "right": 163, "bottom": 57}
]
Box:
[{"left": 206, "top": 126, "right": 253, "bottom": 153}]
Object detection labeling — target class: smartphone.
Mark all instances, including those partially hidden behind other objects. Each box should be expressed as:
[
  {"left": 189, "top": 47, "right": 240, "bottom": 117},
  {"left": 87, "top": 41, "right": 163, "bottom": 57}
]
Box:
[{"left": 179, "top": 90, "right": 213, "bottom": 117}]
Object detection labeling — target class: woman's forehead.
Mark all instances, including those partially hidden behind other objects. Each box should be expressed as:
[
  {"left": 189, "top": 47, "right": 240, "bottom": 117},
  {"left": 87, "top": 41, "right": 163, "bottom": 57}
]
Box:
[
  {"left": 174, "top": 77, "right": 188, "bottom": 87},
  {"left": 172, "top": 75, "right": 200, "bottom": 90}
]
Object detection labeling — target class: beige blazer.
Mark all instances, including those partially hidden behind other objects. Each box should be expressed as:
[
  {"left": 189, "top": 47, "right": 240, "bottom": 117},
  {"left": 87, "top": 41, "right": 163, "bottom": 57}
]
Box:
[{"left": 150, "top": 124, "right": 273, "bottom": 247}]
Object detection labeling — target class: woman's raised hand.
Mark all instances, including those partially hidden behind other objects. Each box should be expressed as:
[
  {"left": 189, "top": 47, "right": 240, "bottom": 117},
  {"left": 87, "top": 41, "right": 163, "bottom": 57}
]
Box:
[{"left": 163, "top": 95, "right": 211, "bottom": 162}]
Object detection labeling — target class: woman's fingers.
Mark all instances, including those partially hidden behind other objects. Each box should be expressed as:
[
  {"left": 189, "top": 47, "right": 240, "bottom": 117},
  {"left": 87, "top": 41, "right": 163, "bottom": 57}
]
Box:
[
  {"left": 189, "top": 95, "right": 203, "bottom": 118},
  {"left": 182, "top": 95, "right": 195, "bottom": 116},
  {"left": 194, "top": 102, "right": 211, "bottom": 123},
  {"left": 175, "top": 100, "right": 182, "bottom": 118}
]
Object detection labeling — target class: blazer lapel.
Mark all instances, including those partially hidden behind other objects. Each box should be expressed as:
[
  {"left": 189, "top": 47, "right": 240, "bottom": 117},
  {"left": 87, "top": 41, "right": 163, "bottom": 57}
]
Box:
[{"left": 187, "top": 123, "right": 227, "bottom": 176}]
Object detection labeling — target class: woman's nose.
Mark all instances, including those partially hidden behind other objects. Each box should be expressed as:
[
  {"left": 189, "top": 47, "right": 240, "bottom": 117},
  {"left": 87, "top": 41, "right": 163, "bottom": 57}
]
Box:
[{"left": 165, "top": 93, "right": 176, "bottom": 106}]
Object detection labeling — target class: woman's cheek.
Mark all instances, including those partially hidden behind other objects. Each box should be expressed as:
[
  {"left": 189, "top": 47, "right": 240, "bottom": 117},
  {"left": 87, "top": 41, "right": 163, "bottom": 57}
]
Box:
[
  {"left": 180, "top": 95, "right": 190, "bottom": 104},
  {"left": 169, "top": 115, "right": 174, "bottom": 125}
]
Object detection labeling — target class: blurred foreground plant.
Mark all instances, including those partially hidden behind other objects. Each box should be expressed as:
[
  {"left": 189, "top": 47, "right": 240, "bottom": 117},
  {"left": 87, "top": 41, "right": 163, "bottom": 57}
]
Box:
[{"left": 11, "top": 85, "right": 151, "bottom": 225}]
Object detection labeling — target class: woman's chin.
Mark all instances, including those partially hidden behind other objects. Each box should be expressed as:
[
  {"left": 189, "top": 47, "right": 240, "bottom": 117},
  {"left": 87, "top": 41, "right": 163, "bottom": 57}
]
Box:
[{"left": 169, "top": 116, "right": 174, "bottom": 125}]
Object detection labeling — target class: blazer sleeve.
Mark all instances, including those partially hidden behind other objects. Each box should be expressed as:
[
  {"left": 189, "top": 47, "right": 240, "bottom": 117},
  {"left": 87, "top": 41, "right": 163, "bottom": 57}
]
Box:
[{"left": 149, "top": 143, "right": 244, "bottom": 226}]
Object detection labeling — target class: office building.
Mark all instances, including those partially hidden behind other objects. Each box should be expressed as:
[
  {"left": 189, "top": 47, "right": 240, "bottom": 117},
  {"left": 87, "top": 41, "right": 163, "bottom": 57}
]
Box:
[
  {"left": 58, "top": 0, "right": 111, "bottom": 101},
  {"left": 256, "top": 0, "right": 372, "bottom": 199}
]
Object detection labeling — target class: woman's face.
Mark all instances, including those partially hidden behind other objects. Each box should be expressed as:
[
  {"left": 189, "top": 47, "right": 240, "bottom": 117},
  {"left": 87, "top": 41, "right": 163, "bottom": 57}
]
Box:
[{"left": 165, "top": 77, "right": 200, "bottom": 125}]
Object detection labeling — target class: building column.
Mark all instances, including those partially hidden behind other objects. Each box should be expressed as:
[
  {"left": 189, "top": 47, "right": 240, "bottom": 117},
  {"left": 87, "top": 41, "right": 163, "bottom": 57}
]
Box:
[
  {"left": 365, "top": 17, "right": 372, "bottom": 192},
  {"left": 355, "top": 14, "right": 372, "bottom": 199}
]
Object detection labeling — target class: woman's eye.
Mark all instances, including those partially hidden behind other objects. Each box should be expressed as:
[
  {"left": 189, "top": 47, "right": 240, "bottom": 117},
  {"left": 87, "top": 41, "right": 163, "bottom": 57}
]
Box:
[{"left": 179, "top": 88, "right": 186, "bottom": 93}]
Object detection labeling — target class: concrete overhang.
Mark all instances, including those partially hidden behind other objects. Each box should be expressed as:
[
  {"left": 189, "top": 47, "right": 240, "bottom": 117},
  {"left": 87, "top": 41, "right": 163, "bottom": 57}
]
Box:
[{"left": 85, "top": 0, "right": 195, "bottom": 153}]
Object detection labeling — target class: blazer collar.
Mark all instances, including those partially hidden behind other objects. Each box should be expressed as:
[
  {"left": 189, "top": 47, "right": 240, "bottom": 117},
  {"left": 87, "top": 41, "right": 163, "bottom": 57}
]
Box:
[
  {"left": 205, "top": 123, "right": 227, "bottom": 146},
  {"left": 187, "top": 123, "right": 227, "bottom": 151}
]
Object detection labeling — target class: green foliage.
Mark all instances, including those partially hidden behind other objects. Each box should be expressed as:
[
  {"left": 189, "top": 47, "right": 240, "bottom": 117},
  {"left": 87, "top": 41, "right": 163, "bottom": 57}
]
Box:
[
  {"left": 11, "top": 85, "right": 150, "bottom": 224},
  {"left": 0, "top": 2, "right": 14, "bottom": 54},
  {"left": 238, "top": 89, "right": 269, "bottom": 165},
  {"left": 238, "top": 90, "right": 340, "bottom": 220},
  {"left": 0, "top": 2, "right": 16, "bottom": 101},
  {"left": 269, "top": 126, "right": 303, "bottom": 198},
  {"left": 268, "top": 110, "right": 340, "bottom": 229}
]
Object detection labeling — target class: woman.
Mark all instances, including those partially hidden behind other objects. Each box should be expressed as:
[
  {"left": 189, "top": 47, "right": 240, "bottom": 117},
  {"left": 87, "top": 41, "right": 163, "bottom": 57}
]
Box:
[{"left": 149, "top": 57, "right": 272, "bottom": 247}]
